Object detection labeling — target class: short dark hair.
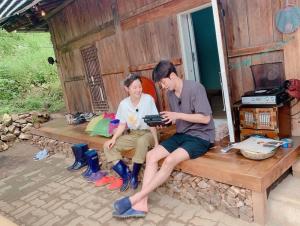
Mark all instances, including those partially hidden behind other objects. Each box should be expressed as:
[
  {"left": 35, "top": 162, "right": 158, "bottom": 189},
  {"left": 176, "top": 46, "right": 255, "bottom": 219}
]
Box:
[
  {"left": 152, "top": 60, "right": 177, "bottom": 82},
  {"left": 123, "top": 73, "right": 142, "bottom": 87}
]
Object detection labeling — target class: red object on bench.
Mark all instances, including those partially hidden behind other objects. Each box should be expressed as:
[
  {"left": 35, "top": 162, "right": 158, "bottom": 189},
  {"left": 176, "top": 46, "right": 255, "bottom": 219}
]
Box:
[{"left": 141, "top": 76, "right": 158, "bottom": 107}]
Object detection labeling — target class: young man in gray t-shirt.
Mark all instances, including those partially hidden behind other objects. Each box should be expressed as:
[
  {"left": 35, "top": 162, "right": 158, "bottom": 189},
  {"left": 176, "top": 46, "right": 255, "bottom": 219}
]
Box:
[{"left": 112, "top": 60, "right": 215, "bottom": 218}]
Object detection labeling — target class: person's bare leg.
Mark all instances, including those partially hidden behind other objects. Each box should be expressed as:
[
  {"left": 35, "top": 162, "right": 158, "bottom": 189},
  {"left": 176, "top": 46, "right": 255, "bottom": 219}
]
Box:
[
  {"left": 132, "top": 145, "right": 170, "bottom": 212},
  {"left": 131, "top": 148, "right": 190, "bottom": 211}
]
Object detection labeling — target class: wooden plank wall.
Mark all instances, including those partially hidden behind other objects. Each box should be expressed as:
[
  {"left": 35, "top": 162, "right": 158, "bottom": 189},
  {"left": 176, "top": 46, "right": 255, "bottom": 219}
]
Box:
[
  {"left": 48, "top": 0, "right": 300, "bottom": 134},
  {"left": 223, "top": 0, "right": 300, "bottom": 135},
  {"left": 223, "top": 0, "right": 284, "bottom": 103},
  {"left": 48, "top": 0, "right": 199, "bottom": 113}
]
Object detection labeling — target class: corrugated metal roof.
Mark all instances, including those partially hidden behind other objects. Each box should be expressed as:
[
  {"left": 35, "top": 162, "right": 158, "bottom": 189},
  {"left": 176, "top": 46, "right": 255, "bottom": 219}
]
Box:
[
  {"left": 0, "top": 0, "right": 65, "bottom": 32},
  {"left": 0, "top": 0, "right": 37, "bottom": 20}
]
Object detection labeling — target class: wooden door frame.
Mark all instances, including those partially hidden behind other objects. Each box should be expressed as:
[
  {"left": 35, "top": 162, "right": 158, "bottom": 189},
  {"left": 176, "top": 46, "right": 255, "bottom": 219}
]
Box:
[{"left": 177, "top": 0, "right": 235, "bottom": 142}]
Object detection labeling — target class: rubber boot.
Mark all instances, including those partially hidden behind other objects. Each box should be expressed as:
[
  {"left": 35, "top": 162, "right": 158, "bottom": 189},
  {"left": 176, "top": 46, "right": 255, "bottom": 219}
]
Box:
[
  {"left": 89, "top": 150, "right": 100, "bottom": 173},
  {"left": 130, "top": 163, "right": 142, "bottom": 189},
  {"left": 112, "top": 160, "right": 131, "bottom": 192},
  {"left": 82, "top": 150, "right": 97, "bottom": 178},
  {"left": 67, "top": 143, "right": 88, "bottom": 171},
  {"left": 86, "top": 150, "right": 107, "bottom": 182}
]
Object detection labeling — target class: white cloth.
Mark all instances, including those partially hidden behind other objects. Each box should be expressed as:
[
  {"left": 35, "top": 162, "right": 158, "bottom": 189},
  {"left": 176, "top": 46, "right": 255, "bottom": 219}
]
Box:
[{"left": 116, "top": 93, "right": 158, "bottom": 130}]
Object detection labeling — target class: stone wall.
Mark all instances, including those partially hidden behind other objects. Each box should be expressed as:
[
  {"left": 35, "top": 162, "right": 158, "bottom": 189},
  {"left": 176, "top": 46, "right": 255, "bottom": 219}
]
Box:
[
  {"left": 31, "top": 135, "right": 254, "bottom": 222},
  {"left": 0, "top": 112, "right": 49, "bottom": 152}
]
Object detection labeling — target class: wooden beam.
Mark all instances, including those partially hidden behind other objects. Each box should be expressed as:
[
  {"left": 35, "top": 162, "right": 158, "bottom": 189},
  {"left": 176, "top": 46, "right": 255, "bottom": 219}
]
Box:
[
  {"left": 121, "top": 0, "right": 210, "bottom": 30},
  {"left": 129, "top": 58, "right": 182, "bottom": 72},
  {"left": 44, "top": 0, "right": 76, "bottom": 22},
  {"left": 120, "top": 0, "right": 173, "bottom": 21},
  {"left": 228, "top": 43, "right": 283, "bottom": 58},
  {"left": 64, "top": 76, "right": 85, "bottom": 83},
  {"left": 102, "top": 71, "right": 124, "bottom": 76}
]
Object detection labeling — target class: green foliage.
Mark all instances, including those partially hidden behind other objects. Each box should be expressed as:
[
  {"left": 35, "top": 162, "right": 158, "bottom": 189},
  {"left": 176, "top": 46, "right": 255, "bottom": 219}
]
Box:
[{"left": 0, "top": 29, "right": 64, "bottom": 115}]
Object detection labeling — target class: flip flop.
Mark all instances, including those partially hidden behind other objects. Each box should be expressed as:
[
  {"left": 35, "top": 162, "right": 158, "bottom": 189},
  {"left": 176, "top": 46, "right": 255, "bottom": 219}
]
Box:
[
  {"left": 86, "top": 171, "right": 107, "bottom": 183},
  {"left": 107, "top": 178, "right": 123, "bottom": 190},
  {"left": 95, "top": 175, "right": 116, "bottom": 187}
]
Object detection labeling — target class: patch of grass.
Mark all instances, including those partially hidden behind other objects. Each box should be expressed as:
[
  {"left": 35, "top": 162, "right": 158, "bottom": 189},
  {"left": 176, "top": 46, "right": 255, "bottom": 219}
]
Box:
[{"left": 0, "top": 30, "right": 64, "bottom": 115}]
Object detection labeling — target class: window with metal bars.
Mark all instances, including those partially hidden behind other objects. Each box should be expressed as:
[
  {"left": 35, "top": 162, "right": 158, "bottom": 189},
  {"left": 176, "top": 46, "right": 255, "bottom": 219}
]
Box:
[{"left": 81, "top": 45, "right": 109, "bottom": 112}]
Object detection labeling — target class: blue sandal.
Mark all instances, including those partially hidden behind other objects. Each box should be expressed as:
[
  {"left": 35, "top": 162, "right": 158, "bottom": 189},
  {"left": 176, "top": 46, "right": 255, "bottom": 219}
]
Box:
[
  {"left": 113, "top": 196, "right": 131, "bottom": 214},
  {"left": 113, "top": 207, "right": 146, "bottom": 218}
]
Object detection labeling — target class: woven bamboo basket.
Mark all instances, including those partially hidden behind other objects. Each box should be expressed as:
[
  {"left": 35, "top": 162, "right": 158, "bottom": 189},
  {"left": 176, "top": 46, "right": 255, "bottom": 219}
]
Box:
[{"left": 240, "top": 149, "right": 277, "bottom": 160}]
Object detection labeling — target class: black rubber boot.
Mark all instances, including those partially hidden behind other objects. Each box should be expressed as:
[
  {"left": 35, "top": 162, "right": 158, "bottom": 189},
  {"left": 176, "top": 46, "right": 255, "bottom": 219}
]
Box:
[
  {"left": 130, "top": 163, "right": 142, "bottom": 189},
  {"left": 67, "top": 143, "right": 88, "bottom": 171},
  {"left": 112, "top": 160, "right": 131, "bottom": 192}
]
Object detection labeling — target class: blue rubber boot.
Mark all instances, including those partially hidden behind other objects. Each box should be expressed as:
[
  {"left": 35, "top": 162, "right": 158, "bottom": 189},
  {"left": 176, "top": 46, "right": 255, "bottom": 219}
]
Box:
[
  {"left": 130, "top": 163, "right": 142, "bottom": 189},
  {"left": 85, "top": 150, "right": 107, "bottom": 182},
  {"left": 82, "top": 150, "right": 97, "bottom": 177},
  {"left": 67, "top": 143, "right": 88, "bottom": 171},
  {"left": 112, "top": 160, "right": 131, "bottom": 192},
  {"left": 89, "top": 150, "right": 100, "bottom": 173}
]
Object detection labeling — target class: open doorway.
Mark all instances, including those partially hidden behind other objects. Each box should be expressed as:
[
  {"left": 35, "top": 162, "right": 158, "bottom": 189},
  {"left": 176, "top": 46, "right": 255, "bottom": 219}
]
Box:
[
  {"left": 177, "top": 1, "right": 235, "bottom": 142},
  {"left": 191, "top": 7, "right": 225, "bottom": 118}
]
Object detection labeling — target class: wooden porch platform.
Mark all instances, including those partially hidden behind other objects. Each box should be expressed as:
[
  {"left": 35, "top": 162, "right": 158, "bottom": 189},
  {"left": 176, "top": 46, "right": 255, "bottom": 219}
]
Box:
[{"left": 31, "top": 118, "right": 300, "bottom": 225}]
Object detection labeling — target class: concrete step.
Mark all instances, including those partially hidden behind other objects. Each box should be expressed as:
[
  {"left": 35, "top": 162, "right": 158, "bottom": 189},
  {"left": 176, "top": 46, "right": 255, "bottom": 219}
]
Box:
[{"left": 267, "top": 175, "right": 300, "bottom": 226}]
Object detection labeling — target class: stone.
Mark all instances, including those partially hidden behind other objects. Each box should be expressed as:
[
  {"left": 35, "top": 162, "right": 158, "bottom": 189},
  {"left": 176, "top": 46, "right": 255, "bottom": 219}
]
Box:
[
  {"left": 7, "top": 125, "right": 16, "bottom": 133},
  {"left": 13, "top": 128, "right": 21, "bottom": 136},
  {"left": 19, "top": 133, "right": 33, "bottom": 140},
  {"left": 1, "top": 134, "right": 17, "bottom": 142},
  {"left": 173, "top": 172, "right": 184, "bottom": 181},
  {"left": 2, "top": 114, "right": 12, "bottom": 126},
  {"left": 197, "top": 180, "right": 210, "bottom": 189},
  {"left": 0, "top": 140, "right": 9, "bottom": 152},
  {"left": 15, "top": 119, "right": 27, "bottom": 124},
  {"left": 21, "top": 124, "right": 32, "bottom": 133},
  {"left": 227, "top": 186, "right": 240, "bottom": 198},
  {"left": 11, "top": 114, "right": 18, "bottom": 121},
  {"left": 244, "top": 198, "right": 252, "bottom": 206},
  {"left": 0, "top": 124, "right": 5, "bottom": 132},
  {"left": 18, "top": 114, "right": 30, "bottom": 119},
  {"left": 236, "top": 200, "right": 245, "bottom": 208}
]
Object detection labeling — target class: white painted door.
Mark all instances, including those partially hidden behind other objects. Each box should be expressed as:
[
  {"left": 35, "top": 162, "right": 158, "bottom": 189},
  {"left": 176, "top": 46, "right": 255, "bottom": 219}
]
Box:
[{"left": 211, "top": 0, "right": 235, "bottom": 142}]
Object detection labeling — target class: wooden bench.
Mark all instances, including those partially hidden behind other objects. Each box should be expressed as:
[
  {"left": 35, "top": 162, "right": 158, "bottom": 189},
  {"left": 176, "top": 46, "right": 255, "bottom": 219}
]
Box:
[{"left": 31, "top": 118, "right": 300, "bottom": 225}]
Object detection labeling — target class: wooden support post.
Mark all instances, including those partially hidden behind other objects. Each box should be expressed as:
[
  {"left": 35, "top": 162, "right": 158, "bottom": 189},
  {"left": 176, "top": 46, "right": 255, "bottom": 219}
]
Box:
[{"left": 252, "top": 190, "right": 267, "bottom": 226}]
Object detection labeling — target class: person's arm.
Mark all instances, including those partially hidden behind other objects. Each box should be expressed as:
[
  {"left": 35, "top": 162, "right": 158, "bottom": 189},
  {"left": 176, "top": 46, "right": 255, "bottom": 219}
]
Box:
[
  {"left": 104, "top": 123, "right": 127, "bottom": 149},
  {"left": 160, "top": 111, "right": 211, "bottom": 125},
  {"left": 149, "top": 127, "right": 159, "bottom": 146}
]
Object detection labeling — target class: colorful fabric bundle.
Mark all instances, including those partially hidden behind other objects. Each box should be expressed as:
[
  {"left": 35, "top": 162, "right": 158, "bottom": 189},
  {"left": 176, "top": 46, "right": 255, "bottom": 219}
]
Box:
[{"left": 85, "top": 113, "right": 119, "bottom": 137}]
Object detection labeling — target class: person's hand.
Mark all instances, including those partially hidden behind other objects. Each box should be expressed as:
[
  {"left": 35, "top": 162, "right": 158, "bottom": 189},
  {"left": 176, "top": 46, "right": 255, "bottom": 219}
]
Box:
[
  {"left": 160, "top": 111, "right": 179, "bottom": 124},
  {"left": 104, "top": 138, "right": 116, "bottom": 150}
]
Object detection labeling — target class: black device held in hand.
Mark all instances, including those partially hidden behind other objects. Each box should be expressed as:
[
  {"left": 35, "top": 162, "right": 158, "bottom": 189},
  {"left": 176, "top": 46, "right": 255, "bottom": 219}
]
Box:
[{"left": 143, "top": 114, "right": 172, "bottom": 127}]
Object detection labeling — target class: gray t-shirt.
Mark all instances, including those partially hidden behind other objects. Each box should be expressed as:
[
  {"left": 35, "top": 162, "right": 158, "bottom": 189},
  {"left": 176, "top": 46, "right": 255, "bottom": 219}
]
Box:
[{"left": 167, "top": 80, "right": 215, "bottom": 143}]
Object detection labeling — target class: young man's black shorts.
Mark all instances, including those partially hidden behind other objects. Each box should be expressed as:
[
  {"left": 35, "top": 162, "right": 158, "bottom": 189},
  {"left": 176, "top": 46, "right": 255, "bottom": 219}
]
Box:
[{"left": 160, "top": 133, "right": 210, "bottom": 159}]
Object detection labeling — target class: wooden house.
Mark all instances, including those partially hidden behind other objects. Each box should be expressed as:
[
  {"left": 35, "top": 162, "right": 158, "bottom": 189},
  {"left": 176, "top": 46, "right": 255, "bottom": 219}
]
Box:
[
  {"left": 1, "top": 0, "right": 300, "bottom": 142},
  {"left": 3, "top": 2, "right": 300, "bottom": 224}
]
